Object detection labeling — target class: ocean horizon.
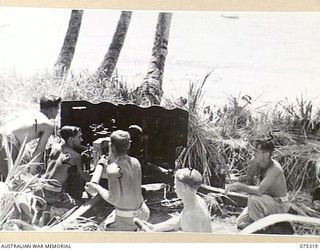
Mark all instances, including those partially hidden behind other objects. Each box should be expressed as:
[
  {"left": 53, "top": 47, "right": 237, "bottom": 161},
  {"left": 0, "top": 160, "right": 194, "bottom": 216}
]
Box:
[{"left": 1, "top": 8, "right": 320, "bottom": 107}]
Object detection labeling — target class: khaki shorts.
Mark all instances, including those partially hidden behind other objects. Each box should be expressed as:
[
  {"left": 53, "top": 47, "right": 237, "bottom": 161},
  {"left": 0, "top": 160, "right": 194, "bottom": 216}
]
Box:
[
  {"left": 102, "top": 202, "right": 150, "bottom": 231},
  {"left": 34, "top": 179, "right": 79, "bottom": 209},
  {"left": 236, "top": 194, "right": 290, "bottom": 229}
]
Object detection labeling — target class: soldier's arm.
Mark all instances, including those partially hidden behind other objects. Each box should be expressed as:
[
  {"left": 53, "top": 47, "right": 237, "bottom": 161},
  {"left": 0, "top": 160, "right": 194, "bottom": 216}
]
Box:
[
  {"left": 246, "top": 158, "right": 258, "bottom": 185},
  {"left": 103, "top": 163, "right": 122, "bottom": 205},
  {"left": 257, "top": 167, "right": 279, "bottom": 195},
  {"left": 32, "top": 123, "right": 54, "bottom": 163},
  {"left": 231, "top": 168, "right": 278, "bottom": 196},
  {"left": 85, "top": 181, "right": 118, "bottom": 205},
  {"left": 150, "top": 214, "right": 181, "bottom": 232},
  {"left": 74, "top": 155, "right": 91, "bottom": 182}
]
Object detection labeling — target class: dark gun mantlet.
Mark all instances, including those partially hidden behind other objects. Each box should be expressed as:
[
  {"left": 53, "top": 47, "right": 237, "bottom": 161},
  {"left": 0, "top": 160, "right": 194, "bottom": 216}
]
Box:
[{"left": 61, "top": 101, "right": 189, "bottom": 199}]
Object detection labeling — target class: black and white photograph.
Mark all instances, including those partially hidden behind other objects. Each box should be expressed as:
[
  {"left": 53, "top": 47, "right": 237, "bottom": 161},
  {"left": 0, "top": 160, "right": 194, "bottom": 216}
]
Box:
[{"left": 0, "top": 6, "right": 320, "bottom": 236}]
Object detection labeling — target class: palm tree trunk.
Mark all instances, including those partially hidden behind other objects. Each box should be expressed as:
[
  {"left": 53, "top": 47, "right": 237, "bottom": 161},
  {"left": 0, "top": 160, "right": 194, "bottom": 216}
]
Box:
[
  {"left": 136, "top": 12, "right": 173, "bottom": 105},
  {"left": 96, "top": 11, "right": 132, "bottom": 81},
  {"left": 54, "top": 10, "right": 83, "bottom": 78}
]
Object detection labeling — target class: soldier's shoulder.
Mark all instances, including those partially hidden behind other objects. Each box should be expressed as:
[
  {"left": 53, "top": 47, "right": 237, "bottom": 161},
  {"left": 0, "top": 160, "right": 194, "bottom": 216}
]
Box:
[
  {"left": 106, "top": 163, "right": 121, "bottom": 178},
  {"left": 62, "top": 146, "right": 80, "bottom": 161},
  {"left": 130, "top": 156, "right": 140, "bottom": 166},
  {"left": 272, "top": 159, "right": 284, "bottom": 172},
  {"left": 272, "top": 159, "right": 282, "bottom": 167},
  {"left": 49, "top": 143, "right": 62, "bottom": 159}
]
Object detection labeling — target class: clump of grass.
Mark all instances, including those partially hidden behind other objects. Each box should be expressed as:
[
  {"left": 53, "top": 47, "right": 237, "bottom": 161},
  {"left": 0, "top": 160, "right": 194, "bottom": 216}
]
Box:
[
  {"left": 274, "top": 144, "right": 320, "bottom": 191},
  {"left": 176, "top": 72, "right": 230, "bottom": 186},
  {"left": 294, "top": 224, "right": 320, "bottom": 235},
  {"left": 200, "top": 192, "right": 225, "bottom": 216},
  {"left": 177, "top": 73, "right": 259, "bottom": 187},
  {"left": 211, "top": 216, "right": 238, "bottom": 233},
  {"left": 280, "top": 96, "right": 317, "bottom": 133},
  {"left": 289, "top": 191, "right": 320, "bottom": 218},
  {"left": 40, "top": 206, "right": 102, "bottom": 231},
  {"left": 0, "top": 138, "right": 47, "bottom": 230},
  {"left": 288, "top": 191, "right": 320, "bottom": 235},
  {"left": 46, "top": 217, "right": 103, "bottom": 231},
  {"left": 214, "top": 94, "right": 255, "bottom": 138},
  {"left": 261, "top": 96, "right": 320, "bottom": 141}
]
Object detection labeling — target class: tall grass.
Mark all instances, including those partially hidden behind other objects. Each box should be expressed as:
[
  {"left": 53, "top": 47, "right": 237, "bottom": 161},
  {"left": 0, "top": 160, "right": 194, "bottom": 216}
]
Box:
[
  {"left": 0, "top": 138, "right": 46, "bottom": 230},
  {"left": 175, "top": 74, "right": 320, "bottom": 191},
  {"left": 1, "top": 69, "right": 320, "bottom": 223},
  {"left": 177, "top": 73, "right": 227, "bottom": 185},
  {"left": 0, "top": 70, "right": 132, "bottom": 126}
]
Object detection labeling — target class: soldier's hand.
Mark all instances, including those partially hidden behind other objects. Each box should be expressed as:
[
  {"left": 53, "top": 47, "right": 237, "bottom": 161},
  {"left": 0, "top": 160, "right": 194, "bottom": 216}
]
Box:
[
  {"left": 225, "top": 183, "right": 239, "bottom": 195},
  {"left": 133, "top": 218, "right": 154, "bottom": 232},
  {"left": 85, "top": 182, "right": 100, "bottom": 196},
  {"left": 97, "top": 154, "right": 109, "bottom": 167},
  {"left": 81, "top": 149, "right": 93, "bottom": 161}
]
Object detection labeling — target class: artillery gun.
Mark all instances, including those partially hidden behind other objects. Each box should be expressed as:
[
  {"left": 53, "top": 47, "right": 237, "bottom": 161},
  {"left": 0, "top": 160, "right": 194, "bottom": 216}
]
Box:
[{"left": 60, "top": 100, "right": 189, "bottom": 201}]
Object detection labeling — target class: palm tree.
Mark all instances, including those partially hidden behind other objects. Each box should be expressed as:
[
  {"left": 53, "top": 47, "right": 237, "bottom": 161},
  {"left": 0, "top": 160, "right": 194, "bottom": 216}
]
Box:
[
  {"left": 96, "top": 11, "right": 132, "bottom": 81},
  {"left": 53, "top": 10, "right": 83, "bottom": 78},
  {"left": 136, "top": 12, "right": 173, "bottom": 105}
]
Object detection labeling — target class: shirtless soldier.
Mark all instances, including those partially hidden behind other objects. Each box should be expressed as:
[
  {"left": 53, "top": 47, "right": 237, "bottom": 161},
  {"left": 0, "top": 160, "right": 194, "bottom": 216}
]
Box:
[
  {"left": 0, "top": 95, "right": 61, "bottom": 179},
  {"left": 225, "top": 140, "right": 290, "bottom": 229},
  {"left": 136, "top": 168, "right": 212, "bottom": 233},
  {"left": 32, "top": 126, "right": 90, "bottom": 225},
  {"left": 39, "top": 126, "right": 91, "bottom": 208},
  {"left": 85, "top": 130, "right": 150, "bottom": 231}
]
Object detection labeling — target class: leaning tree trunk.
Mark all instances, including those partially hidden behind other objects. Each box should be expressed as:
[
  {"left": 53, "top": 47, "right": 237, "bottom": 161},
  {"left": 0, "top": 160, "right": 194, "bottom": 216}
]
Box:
[
  {"left": 53, "top": 10, "right": 83, "bottom": 78},
  {"left": 96, "top": 11, "right": 132, "bottom": 81},
  {"left": 135, "top": 12, "right": 173, "bottom": 106}
]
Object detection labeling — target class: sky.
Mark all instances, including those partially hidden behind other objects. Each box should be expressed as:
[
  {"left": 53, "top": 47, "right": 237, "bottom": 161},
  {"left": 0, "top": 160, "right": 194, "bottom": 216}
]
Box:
[{"left": 0, "top": 7, "right": 320, "bottom": 107}]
